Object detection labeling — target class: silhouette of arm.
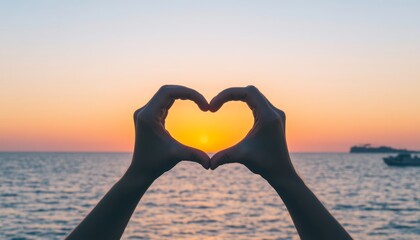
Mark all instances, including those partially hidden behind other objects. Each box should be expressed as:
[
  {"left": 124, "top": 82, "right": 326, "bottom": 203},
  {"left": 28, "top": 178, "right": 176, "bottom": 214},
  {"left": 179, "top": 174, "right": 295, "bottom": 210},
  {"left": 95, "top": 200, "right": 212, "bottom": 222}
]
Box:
[
  {"left": 67, "top": 85, "right": 210, "bottom": 240},
  {"left": 209, "top": 86, "right": 352, "bottom": 240},
  {"left": 268, "top": 167, "right": 351, "bottom": 239}
]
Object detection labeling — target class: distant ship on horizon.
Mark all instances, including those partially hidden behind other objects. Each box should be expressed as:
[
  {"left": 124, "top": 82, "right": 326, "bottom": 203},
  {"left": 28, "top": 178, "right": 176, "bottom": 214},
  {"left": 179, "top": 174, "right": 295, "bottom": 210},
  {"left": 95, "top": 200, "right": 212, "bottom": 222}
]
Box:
[{"left": 350, "top": 144, "right": 419, "bottom": 153}]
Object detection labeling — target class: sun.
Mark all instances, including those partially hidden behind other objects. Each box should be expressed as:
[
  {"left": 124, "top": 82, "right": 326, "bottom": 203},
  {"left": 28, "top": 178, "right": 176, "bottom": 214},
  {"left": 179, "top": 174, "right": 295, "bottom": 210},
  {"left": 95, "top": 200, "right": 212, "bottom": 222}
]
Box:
[
  {"left": 199, "top": 134, "right": 209, "bottom": 144},
  {"left": 165, "top": 100, "right": 253, "bottom": 153}
]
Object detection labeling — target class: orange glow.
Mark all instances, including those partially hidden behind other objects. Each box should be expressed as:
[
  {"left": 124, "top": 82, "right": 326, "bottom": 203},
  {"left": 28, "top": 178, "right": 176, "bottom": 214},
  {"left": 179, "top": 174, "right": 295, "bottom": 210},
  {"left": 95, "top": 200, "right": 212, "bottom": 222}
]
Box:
[
  {"left": 165, "top": 101, "right": 253, "bottom": 153},
  {"left": 1, "top": 2, "right": 420, "bottom": 152}
]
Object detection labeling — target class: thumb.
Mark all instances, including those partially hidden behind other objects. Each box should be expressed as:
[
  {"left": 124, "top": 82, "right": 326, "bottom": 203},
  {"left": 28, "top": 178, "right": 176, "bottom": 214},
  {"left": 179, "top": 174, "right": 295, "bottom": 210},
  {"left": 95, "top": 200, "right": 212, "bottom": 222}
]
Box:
[
  {"left": 178, "top": 145, "right": 211, "bottom": 170},
  {"left": 210, "top": 146, "right": 240, "bottom": 170}
]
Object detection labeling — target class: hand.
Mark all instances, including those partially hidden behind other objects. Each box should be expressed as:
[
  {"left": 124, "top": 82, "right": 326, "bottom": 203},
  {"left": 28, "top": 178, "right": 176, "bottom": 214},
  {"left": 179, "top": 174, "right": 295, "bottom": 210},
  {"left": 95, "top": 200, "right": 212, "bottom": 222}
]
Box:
[
  {"left": 209, "top": 86, "right": 296, "bottom": 182},
  {"left": 129, "top": 85, "right": 211, "bottom": 182},
  {"left": 67, "top": 85, "right": 211, "bottom": 240}
]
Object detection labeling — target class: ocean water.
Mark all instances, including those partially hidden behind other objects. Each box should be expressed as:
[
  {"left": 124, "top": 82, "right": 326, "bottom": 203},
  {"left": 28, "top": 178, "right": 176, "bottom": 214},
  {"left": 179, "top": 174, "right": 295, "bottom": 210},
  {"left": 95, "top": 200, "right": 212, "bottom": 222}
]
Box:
[{"left": 0, "top": 153, "right": 418, "bottom": 240}]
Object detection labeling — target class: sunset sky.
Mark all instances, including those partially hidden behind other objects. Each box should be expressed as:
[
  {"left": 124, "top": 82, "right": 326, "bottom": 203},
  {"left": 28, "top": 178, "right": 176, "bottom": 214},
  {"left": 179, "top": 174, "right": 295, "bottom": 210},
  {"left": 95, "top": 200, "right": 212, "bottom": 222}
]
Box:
[{"left": 1, "top": 1, "right": 419, "bottom": 152}]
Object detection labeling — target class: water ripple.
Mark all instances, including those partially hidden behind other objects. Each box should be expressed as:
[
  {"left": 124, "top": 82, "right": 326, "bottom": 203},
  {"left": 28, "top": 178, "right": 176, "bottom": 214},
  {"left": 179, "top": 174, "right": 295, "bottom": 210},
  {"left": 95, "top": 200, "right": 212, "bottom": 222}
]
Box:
[{"left": 0, "top": 152, "right": 418, "bottom": 239}]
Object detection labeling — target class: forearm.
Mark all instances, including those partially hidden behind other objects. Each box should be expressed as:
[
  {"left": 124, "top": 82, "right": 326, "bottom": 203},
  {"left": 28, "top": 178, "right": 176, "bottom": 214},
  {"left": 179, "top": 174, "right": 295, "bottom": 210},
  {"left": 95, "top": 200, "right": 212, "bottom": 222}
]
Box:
[
  {"left": 67, "top": 167, "right": 154, "bottom": 240},
  {"left": 268, "top": 172, "right": 351, "bottom": 240}
]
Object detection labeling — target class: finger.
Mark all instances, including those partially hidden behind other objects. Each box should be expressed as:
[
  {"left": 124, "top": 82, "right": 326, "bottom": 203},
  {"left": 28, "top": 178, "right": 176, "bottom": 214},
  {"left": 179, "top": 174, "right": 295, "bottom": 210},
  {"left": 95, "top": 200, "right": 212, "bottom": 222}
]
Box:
[
  {"left": 268, "top": 102, "right": 286, "bottom": 130},
  {"left": 152, "top": 85, "right": 209, "bottom": 112},
  {"left": 210, "top": 146, "right": 240, "bottom": 170},
  {"left": 161, "top": 99, "right": 174, "bottom": 125},
  {"left": 261, "top": 95, "right": 284, "bottom": 118},
  {"left": 261, "top": 96, "right": 286, "bottom": 130},
  {"left": 133, "top": 106, "right": 145, "bottom": 127},
  {"left": 209, "top": 86, "right": 268, "bottom": 113},
  {"left": 178, "top": 146, "right": 211, "bottom": 170}
]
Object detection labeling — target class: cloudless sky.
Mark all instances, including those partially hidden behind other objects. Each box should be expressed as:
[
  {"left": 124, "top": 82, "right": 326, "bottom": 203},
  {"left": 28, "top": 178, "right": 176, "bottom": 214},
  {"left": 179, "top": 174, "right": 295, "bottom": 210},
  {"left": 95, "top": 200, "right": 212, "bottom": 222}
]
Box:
[{"left": 1, "top": 1, "right": 419, "bottom": 152}]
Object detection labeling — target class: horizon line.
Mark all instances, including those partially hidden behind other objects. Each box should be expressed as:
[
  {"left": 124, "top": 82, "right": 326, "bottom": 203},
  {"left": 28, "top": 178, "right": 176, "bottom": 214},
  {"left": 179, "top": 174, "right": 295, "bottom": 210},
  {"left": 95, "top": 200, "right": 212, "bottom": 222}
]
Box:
[{"left": 0, "top": 151, "right": 351, "bottom": 154}]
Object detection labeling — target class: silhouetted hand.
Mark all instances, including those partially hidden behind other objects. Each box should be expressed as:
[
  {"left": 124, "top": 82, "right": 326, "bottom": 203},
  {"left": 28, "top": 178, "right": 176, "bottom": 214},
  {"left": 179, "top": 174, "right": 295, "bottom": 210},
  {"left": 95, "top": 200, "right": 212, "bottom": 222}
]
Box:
[
  {"left": 67, "top": 85, "right": 211, "bottom": 240},
  {"left": 209, "top": 86, "right": 296, "bottom": 182},
  {"left": 130, "top": 85, "right": 211, "bottom": 182},
  {"left": 209, "top": 86, "right": 351, "bottom": 239}
]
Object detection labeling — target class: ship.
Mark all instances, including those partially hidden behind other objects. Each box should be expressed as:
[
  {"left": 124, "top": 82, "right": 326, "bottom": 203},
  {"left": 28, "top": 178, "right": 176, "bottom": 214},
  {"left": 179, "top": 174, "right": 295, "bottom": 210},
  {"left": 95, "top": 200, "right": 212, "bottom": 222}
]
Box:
[
  {"left": 350, "top": 144, "right": 419, "bottom": 153},
  {"left": 383, "top": 153, "right": 420, "bottom": 166}
]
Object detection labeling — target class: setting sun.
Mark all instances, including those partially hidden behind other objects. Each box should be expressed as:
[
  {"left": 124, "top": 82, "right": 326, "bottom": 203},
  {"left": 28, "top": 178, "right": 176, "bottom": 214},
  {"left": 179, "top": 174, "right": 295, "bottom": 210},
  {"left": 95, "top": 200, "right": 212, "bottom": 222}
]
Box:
[
  {"left": 165, "top": 100, "right": 253, "bottom": 153},
  {"left": 199, "top": 134, "right": 209, "bottom": 144}
]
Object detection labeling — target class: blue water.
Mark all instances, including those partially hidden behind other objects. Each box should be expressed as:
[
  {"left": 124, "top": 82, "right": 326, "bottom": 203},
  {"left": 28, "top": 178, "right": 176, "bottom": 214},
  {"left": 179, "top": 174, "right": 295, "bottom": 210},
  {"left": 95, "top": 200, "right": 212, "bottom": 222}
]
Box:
[{"left": 0, "top": 153, "right": 418, "bottom": 239}]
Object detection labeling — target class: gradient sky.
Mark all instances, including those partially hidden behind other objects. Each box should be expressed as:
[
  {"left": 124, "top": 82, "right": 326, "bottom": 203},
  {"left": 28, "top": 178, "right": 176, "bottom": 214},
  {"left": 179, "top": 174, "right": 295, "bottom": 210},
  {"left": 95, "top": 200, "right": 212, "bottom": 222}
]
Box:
[{"left": 1, "top": 1, "right": 419, "bottom": 152}]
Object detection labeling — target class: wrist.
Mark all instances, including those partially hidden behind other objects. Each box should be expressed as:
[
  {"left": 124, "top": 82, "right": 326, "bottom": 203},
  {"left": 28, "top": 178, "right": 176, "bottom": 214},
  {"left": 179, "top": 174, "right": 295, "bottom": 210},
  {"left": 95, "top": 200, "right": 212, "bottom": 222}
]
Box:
[
  {"left": 260, "top": 155, "right": 300, "bottom": 187},
  {"left": 123, "top": 165, "right": 156, "bottom": 189},
  {"left": 128, "top": 153, "right": 162, "bottom": 184},
  {"left": 265, "top": 170, "right": 305, "bottom": 194}
]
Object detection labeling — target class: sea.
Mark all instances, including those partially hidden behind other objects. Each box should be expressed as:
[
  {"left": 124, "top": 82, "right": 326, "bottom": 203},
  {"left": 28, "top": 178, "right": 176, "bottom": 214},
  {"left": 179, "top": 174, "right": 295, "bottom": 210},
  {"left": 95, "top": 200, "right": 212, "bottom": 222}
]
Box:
[{"left": 0, "top": 152, "right": 418, "bottom": 240}]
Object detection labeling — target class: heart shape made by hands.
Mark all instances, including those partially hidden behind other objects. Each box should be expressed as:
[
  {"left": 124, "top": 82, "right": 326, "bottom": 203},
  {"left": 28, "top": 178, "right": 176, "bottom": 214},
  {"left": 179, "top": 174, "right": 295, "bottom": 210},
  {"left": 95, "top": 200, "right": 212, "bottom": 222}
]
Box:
[{"left": 165, "top": 100, "right": 253, "bottom": 154}]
